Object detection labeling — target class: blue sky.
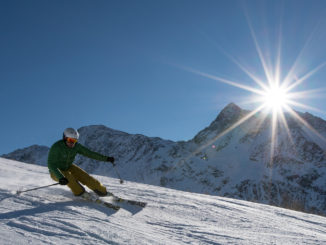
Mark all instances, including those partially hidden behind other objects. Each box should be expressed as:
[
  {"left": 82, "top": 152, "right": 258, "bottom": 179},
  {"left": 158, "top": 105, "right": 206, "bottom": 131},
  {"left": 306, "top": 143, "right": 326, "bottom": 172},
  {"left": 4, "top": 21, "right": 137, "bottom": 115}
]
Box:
[{"left": 1, "top": 0, "right": 326, "bottom": 154}]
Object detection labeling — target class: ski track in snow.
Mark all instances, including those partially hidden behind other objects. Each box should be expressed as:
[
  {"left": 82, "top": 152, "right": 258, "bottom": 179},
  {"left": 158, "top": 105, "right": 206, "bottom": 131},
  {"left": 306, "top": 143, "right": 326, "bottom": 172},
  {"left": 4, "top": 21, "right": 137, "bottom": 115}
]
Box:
[{"left": 1, "top": 158, "right": 326, "bottom": 244}]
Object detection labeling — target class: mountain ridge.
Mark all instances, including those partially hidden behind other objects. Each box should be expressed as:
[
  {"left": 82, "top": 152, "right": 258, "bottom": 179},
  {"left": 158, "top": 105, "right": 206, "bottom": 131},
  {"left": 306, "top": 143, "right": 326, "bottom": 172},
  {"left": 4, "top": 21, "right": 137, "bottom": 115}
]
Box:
[{"left": 2, "top": 103, "right": 326, "bottom": 215}]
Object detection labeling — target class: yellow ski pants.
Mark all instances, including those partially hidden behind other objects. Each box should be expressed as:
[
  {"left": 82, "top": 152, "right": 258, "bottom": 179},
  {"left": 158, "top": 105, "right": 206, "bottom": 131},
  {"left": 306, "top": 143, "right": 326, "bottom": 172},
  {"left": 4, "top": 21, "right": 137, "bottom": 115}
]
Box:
[{"left": 51, "top": 164, "right": 107, "bottom": 196}]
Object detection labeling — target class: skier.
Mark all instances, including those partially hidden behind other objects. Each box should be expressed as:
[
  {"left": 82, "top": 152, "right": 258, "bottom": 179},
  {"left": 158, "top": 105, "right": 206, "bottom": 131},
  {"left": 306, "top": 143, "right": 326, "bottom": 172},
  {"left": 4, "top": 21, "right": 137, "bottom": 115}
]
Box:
[{"left": 47, "top": 128, "right": 115, "bottom": 198}]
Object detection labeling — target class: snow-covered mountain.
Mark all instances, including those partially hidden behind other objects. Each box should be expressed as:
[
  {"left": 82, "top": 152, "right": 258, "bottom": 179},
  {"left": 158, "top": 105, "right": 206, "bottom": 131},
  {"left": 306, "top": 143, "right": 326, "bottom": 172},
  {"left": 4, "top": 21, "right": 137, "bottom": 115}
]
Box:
[
  {"left": 2, "top": 158, "right": 326, "bottom": 245},
  {"left": 3, "top": 103, "right": 326, "bottom": 216},
  {"left": 1, "top": 145, "right": 49, "bottom": 166}
]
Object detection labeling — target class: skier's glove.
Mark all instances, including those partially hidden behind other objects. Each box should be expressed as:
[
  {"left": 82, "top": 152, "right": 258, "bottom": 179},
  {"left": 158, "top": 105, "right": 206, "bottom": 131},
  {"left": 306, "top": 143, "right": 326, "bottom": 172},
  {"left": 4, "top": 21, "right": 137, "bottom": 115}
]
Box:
[
  {"left": 107, "top": 156, "right": 115, "bottom": 166},
  {"left": 59, "top": 177, "right": 69, "bottom": 185}
]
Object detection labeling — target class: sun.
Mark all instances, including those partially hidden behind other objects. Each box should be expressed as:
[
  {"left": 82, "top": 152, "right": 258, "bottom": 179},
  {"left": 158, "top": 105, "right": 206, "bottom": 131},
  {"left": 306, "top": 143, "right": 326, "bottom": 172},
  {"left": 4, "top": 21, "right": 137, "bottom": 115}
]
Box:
[{"left": 262, "top": 84, "right": 289, "bottom": 112}]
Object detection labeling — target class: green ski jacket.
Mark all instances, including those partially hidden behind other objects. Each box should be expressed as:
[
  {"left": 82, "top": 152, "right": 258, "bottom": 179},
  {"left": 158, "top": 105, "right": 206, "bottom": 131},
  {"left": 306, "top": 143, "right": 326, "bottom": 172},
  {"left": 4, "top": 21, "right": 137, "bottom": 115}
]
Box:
[{"left": 47, "top": 140, "right": 108, "bottom": 180}]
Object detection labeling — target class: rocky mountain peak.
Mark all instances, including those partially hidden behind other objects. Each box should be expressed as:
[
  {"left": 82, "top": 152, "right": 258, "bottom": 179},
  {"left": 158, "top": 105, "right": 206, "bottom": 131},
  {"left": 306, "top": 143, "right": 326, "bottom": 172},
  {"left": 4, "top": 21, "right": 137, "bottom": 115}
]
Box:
[
  {"left": 218, "top": 102, "right": 242, "bottom": 118},
  {"left": 192, "top": 103, "right": 246, "bottom": 144},
  {"left": 212, "top": 102, "right": 244, "bottom": 128}
]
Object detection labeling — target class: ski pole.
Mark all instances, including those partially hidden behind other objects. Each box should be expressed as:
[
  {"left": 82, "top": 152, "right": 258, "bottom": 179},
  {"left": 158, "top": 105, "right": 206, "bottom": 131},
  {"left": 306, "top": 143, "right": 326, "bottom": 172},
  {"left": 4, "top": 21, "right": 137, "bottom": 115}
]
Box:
[
  {"left": 113, "top": 166, "right": 124, "bottom": 184},
  {"left": 16, "top": 183, "right": 60, "bottom": 195}
]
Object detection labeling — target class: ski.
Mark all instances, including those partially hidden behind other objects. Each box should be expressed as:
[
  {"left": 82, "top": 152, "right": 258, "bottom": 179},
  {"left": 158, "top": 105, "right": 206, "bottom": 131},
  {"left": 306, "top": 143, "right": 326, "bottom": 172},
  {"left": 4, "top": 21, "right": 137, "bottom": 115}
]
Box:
[
  {"left": 94, "top": 198, "right": 121, "bottom": 211},
  {"left": 80, "top": 192, "right": 120, "bottom": 211},
  {"left": 107, "top": 192, "right": 147, "bottom": 208},
  {"left": 114, "top": 197, "right": 147, "bottom": 207}
]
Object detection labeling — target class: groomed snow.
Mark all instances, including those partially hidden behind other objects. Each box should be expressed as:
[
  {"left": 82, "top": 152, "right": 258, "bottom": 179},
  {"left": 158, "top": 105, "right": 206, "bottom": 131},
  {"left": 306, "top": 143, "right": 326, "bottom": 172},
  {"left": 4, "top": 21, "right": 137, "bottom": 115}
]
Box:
[{"left": 1, "top": 157, "right": 326, "bottom": 244}]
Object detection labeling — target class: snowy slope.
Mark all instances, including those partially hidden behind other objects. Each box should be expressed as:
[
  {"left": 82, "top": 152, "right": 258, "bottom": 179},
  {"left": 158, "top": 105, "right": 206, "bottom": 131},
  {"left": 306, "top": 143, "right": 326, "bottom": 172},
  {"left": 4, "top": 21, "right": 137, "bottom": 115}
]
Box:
[{"left": 1, "top": 158, "right": 326, "bottom": 245}]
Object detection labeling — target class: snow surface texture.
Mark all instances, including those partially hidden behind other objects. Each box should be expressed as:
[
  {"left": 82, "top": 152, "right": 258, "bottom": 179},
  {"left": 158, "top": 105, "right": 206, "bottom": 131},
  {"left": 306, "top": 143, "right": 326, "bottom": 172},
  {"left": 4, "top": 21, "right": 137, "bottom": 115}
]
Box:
[
  {"left": 1, "top": 158, "right": 326, "bottom": 245},
  {"left": 3, "top": 103, "right": 326, "bottom": 215}
]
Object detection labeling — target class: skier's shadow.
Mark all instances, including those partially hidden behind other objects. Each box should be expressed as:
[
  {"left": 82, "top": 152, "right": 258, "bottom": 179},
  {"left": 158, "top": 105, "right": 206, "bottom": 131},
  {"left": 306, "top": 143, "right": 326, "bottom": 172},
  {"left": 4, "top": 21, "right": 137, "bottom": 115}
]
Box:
[
  {"left": 0, "top": 190, "right": 116, "bottom": 219},
  {"left": 0, "top": 189, "right": 145, "bottom": 219}
]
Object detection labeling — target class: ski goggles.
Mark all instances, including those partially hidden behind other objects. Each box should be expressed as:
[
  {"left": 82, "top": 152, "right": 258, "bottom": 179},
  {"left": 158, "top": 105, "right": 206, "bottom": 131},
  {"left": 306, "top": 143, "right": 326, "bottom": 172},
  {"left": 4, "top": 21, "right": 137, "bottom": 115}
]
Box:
[{"left": 66, "top": 137, "right": 78, "bottom": 144}]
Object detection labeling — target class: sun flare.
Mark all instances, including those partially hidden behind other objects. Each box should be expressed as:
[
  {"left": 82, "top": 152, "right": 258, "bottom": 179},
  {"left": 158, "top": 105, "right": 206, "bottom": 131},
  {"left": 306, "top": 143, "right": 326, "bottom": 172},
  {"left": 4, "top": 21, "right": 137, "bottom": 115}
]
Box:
[{"left": 262, "top": 84, "right": 289, "bottom": 112}]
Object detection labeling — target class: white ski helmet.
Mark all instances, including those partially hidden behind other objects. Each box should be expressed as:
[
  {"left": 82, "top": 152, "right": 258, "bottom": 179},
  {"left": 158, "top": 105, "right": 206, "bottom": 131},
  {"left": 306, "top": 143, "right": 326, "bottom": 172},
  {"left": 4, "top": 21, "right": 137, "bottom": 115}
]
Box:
[{"left": 63, "top": 128, "right": 79, "bottom": 139}]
